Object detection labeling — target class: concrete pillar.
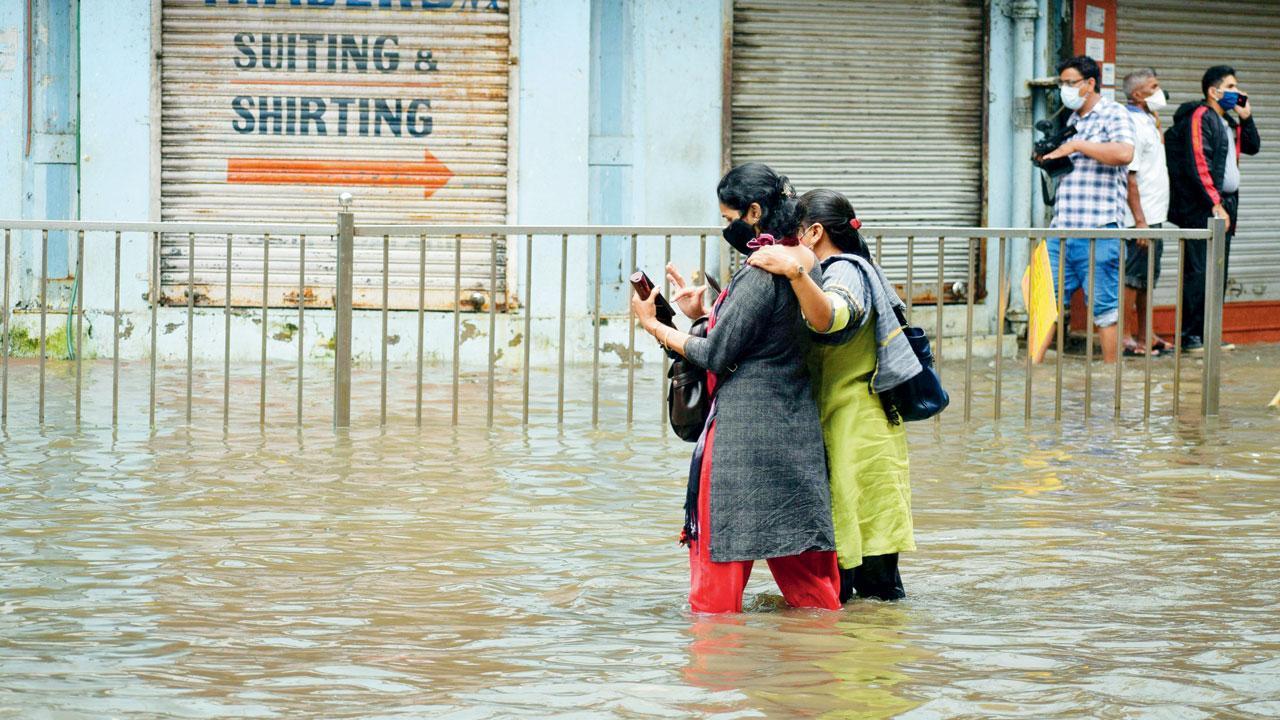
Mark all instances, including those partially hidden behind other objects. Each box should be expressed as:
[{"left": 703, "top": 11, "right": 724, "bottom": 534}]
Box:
[{"left": 1005, "top": 0, "right": 1040, "bottom": 334}]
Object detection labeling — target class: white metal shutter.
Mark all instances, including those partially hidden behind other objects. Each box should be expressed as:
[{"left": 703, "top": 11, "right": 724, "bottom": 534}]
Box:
[
  {"left": 159, "top": 0, "right": 511, "bottom": 309},
  {"left": 1117, "top": 0, "right": 1280, "bottom": 302},
  {"left": 730, "top": 0, "right": 984, "bottom": 296}
]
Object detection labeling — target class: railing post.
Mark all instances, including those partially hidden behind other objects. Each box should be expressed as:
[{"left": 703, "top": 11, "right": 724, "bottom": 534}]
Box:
[
  {"left": 334, "top": 194, "right": 355, "bottom": 428},
  {"left": 1202, "top": 217, "right": 1227, "bottom": 417}
]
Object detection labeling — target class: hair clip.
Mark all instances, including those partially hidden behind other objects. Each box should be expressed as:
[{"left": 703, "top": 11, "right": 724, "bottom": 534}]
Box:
[{"left": 849, "top": 218, "right": 862, "bottom": 230}]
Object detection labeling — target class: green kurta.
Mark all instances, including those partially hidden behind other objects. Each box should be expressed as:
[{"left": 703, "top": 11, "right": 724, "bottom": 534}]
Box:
[{"left": 807, "top": 257, "right": 914, "bottom": 570}]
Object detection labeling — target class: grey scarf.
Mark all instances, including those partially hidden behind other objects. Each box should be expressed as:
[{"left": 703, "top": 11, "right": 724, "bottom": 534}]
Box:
[{"left": 831, "top": 253, "right": 924, "bottom": 394}]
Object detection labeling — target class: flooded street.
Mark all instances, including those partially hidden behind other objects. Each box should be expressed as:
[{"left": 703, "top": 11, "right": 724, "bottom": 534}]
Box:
[{"left": 2, "top": 346, "right": 1278, "bottom": 718}]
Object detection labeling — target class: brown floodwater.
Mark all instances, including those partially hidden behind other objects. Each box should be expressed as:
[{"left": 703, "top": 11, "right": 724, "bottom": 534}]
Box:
[{"left": 1, "top": 345, "right": 1278, "bottom": 718}]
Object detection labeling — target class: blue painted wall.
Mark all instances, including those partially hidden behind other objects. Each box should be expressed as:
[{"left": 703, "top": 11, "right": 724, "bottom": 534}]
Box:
[
  {"left": 514, "top": 0, "right": 592, "bottom": 356},
  {"left": 2, "top": 0, "right": 80, "bottom": 305},
  {"left": 0, "top": 3, "right": 24, "bottom": 225},
  {"left": 517, "top": 0, "right": 722, "bottom": 322},
  {"left": 588, "top": 0, "right": 723, "bottom": 315},
  {"left": 629, "top": 0, "right": 724, "bottom": 299},
  {"left": 30, "top": 0, "right": 76, "bottom": 283},
  {"left": 589, "top": 0, "right": 633, "bottom": 314},
  {"left": 79, "top": 0, "right": 151, "bottom": 313}
]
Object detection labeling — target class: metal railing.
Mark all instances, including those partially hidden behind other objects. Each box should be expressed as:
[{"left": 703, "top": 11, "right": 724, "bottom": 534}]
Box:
[
  {"left": 0, "top": 211, "right": 1227, "bottom": 431},
  {"left": 343, "top": 218, "right": 724, "bottom": 430}
]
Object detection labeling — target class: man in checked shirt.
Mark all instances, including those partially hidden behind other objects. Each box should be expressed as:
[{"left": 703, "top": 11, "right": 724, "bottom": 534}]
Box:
[{"left": 1037, "top": 55, "right": 1136, "bottom": 363}]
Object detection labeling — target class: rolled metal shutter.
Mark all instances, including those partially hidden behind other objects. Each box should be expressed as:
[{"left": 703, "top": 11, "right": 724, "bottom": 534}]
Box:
[
  {"left": 159, "top": 0, "right": 511, "bottom": 309},
  {"left": 730, "top": 0, "right": 984, "bottom": 294},
  {"left": 1117, "top": 0, "right": 1280, "bottom": 303}
]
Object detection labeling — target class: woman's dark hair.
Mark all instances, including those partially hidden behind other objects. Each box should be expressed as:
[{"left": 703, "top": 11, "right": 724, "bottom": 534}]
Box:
[
  {"left": 717, "top": 163, "right": 802, "bottom": 238},
  {"left": 1202, "top": 65, "right": 1236, "bottom": 97},
  {"left": 798, "top": 189, "right": 870, "bottom": 260},
  {"left": 1056, "top": 55, "right": 1101, "bottom": 90}
]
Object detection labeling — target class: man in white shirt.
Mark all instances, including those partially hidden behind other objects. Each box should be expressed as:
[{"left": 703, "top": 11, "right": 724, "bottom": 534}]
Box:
[{"left": 1121, "top": 68, "right": 1172, "bottom": 356}]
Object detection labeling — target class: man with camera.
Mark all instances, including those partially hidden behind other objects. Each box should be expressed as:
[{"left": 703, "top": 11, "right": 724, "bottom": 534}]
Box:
[
  {"left": 1165, "top": 65, "right": 1261, "bottom": 353},
  {"left": 1036, "top": 55, "right": 1135, "bottom": 364}
]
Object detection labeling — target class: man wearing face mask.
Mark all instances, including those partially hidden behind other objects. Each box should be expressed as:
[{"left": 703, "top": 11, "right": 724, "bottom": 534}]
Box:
[
  {"left": 1166, "top": 65, "right": 1261, "bottom": 353},
  {"left": 1120, "top": 68, "right": 1173, "bottom": 356},
  {"left": 1036, "top": 55, "right": 1136, "bottom": 364}
]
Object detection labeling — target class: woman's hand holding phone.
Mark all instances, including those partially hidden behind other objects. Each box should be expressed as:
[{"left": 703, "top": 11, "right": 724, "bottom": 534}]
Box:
[
  {"left": 631, "top": 285, "right": 660, "bottom": 331},
  {"left": 630, "top": 270, "right": 677, "bottom": 329}
]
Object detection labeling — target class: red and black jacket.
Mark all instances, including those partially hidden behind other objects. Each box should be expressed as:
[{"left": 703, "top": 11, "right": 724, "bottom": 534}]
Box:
[{"left": 1165, "top": 100, "right": 1260, "bottom": 230}]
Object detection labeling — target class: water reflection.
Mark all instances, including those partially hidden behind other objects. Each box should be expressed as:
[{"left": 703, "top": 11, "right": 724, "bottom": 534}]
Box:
[
  {"left": 684, "top": 605, "right": 928, "bottom": 718},
  {"left": 0, "top": 346, "right": 1277, "bottom": 718}
]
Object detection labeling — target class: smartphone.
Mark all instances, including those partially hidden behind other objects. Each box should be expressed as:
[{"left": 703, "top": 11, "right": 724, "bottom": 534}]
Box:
[
  {"left": 630, "top": 270, "right": 677, "bottom": 328},
  {"left": 694, "top": 269, "right": 722, "bottom": 296}
]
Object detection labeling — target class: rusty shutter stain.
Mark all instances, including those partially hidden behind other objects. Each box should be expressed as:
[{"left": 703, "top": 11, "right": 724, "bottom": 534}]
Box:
[
  {"left": 159, "top": 0, "right": 511, "bottom": 310},
  {"left": 730, "top": 0, "right": 984, "bottom": 296}
]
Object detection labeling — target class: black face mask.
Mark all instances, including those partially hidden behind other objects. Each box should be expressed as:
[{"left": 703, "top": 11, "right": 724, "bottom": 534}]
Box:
[{"left": 722, "top": 219, "right": 757, "bottom": 255}]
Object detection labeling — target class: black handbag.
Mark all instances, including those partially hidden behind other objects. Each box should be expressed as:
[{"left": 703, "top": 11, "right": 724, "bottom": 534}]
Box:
[
  {"left": 667, "top": 316, "right": 710, "bottom": 441},
  {"left": 879, "top": 307, "right": 949, "bottom": 424}
]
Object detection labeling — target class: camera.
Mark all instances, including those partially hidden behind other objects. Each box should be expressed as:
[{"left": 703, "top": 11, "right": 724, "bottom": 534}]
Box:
[{"left": 1032, "top": 118, "right": 1078, "bottom": 178}]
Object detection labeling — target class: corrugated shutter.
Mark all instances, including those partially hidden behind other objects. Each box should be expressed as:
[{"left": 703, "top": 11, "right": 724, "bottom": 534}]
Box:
[
  {"left": 1117, "top": 0, "right": 1280, "bottom": 303},
  {"left": 159, "top": 0, "right": 511, "bottom": 309},
  {"left": 730, "top": 0, "right": 984, "bottom": 295}
]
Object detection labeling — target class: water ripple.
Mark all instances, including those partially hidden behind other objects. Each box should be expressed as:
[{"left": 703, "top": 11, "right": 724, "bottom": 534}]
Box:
[{"left": 1, "top": 348, "right": 1278, "bottom": 718}]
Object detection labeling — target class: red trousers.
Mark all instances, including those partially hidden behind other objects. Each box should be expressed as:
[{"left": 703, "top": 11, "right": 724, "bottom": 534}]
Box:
[{"left": 688, "top": 421, "right": 843, "bottom": 614}]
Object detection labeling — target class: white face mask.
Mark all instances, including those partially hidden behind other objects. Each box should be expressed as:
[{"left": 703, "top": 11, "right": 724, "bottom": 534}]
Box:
[
  {"left": 1145, "top": 88, "right": 1168, "bottom": 111},
  {"left": 1060, "top": 83, "right": 1086, "bottom": 110},
  {"left": 798, "top": 224, "right": 818, "bottom": 249}
]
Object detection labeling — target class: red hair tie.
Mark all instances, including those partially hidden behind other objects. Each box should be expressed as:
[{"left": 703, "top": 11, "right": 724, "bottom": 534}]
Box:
[{"left": 849, "top": 218, "right": 862, "bottom": 230}]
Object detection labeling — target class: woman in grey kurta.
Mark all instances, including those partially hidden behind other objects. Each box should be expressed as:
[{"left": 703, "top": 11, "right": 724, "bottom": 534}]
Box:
[{"left": 631, "top": 163, "right": 841, "bottom": 613}]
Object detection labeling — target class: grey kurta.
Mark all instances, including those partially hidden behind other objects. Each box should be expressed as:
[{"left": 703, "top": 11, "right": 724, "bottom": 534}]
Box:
[{"left": 684, "top": 264, "right": 836, "bottom": 563}]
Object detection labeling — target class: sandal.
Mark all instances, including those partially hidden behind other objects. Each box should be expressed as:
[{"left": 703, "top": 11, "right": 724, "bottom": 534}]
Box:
[{"left": 1123, "top": 339, "right": 1161, "bottom": 357}]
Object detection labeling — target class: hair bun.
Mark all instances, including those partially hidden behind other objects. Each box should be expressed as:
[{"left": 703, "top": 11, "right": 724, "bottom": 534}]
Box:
[
  {"left": 776, "top": 174, "right": 796, "bottom": 199},
  {"left": 717, "top": 163, "right": 803, "bottom": 239}
]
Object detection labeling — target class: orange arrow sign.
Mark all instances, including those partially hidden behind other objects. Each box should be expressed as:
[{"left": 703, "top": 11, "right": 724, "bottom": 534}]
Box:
[{"left": 227, "top": 150, "right": 453, "bottom": 199}]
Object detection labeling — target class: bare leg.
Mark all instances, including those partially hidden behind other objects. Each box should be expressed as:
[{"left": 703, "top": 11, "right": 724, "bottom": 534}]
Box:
[
  {"left": 1122, "top": 285, "right": 1139, "bottom": 346},
  {"left": 1134, "top": 288, "right": 1149, "bottom": 347},
  {"left": 1099, "top": 325, "right": 1118, "bottom": 364}
]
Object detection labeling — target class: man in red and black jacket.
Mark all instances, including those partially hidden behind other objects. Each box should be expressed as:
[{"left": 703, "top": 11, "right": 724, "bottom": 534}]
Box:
[{"left": 1165, "top": 65, "right": 1260, "bottom": 352}]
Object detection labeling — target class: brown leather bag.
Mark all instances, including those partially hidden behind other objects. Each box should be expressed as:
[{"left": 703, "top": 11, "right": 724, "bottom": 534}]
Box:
[{"left": 667, "top": 316, "right": 710, "bottom": 442}]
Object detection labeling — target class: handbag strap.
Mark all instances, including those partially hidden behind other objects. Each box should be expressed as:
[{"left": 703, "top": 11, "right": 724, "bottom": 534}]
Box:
[
  {"left": 690, "top": 316, "right": 729, "bottom": 399},
  {"left": 892, "top": 303, "right": 910, "bottom": 330}
]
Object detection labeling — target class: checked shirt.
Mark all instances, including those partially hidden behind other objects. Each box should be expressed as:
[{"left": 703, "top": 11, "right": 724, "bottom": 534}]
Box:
[{"left": 1051, "top": 96, "right": 1136, "bottom": 229}]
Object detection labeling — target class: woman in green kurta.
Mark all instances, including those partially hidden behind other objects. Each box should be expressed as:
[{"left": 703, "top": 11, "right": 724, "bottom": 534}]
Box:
[{"left": 748, "top": 189, "right": 914, "bottom": 602}]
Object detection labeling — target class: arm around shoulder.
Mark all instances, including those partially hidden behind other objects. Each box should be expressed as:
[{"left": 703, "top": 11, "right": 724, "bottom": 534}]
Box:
[{"left": 812, "top": 259, "right": 871, "bottom": 337}]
